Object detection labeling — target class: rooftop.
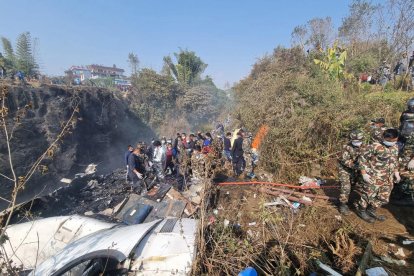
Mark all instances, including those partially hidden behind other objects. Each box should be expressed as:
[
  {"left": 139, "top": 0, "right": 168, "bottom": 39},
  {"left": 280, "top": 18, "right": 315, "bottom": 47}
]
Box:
[{"left": 88, "top": 64, "right": 125, "bottom": 73}]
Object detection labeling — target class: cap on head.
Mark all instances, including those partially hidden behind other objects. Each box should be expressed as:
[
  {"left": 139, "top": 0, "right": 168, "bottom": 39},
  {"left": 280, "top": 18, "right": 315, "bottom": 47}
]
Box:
[
  {"left": 371, "top": 118, "right": 385, "bottom": 124},
  {"left": 350, "top": 130, "right": 364, "bottom": 140}
]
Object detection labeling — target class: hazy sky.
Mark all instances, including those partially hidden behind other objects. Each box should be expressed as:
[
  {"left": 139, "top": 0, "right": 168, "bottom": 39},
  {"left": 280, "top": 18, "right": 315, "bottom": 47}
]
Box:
[{"left": 1, "top": 0, "right": 353, "bottom": 88}]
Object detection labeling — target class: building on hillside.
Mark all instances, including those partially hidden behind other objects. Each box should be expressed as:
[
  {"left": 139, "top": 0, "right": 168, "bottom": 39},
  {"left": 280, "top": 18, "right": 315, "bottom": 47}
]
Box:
[
  {"left": 87, "top": 64, "right": 125, "bottom": 79},
  {"left": 65, "top": 66, "right": 91, "bottom": 84},
  {"left": 114, "top": 78, "right": 132, "bottom": 91}
]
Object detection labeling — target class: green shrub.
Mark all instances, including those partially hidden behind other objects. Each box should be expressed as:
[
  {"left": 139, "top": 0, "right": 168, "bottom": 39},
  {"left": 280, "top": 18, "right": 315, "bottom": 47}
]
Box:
[{"left": 233, "top": 47, "right": 409, "bottom": 181}]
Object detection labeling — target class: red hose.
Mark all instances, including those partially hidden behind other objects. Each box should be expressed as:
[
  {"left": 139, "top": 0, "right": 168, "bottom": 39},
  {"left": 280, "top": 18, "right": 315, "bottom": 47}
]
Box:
[{"left": 217, "top": 181, "right": 339, "bottom": 190}]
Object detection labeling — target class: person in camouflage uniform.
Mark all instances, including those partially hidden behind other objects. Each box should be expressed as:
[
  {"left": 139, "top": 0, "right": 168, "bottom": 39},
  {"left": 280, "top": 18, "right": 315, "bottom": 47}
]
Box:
[
  {"left": 398, "top": 99, "right": 414, "bottom": 200},
  {"left": 243, "top": 132, "right": 254, "bottom": 178},
  {"left": 177, "top": 140, "right": 190, "bottom": 177},
  {"left": 210, "top": 134, "right": 224, "bottom": 160},
  {"left": 370, "top": 118, "right": 387, "bottom": 143},
  {"left": 338, "top": 130, "right": 365, "bottom": 215},
  {"left": 136, "top": 143, "right": 150, "bottom": 172},
  {"left": 399, "top": 133, "right": 414, "bottom": 199},
  {"left": 378, "top": 60, "right": 391, "bottom": 87},
  {"left": 191, "top": 145, "right": 205, "bottom": 180},
  {"left": 356, "top": 129, "right": 401, "bottom": 223}
]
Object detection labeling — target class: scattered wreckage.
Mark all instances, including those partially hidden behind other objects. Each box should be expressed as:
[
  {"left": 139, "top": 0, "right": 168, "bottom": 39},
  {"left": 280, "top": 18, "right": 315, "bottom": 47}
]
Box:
[
  {"left": 0, "top": 164, "right": 204, "bottom": 275},
  {"left": 2, "top": 216, "right": 197, "bottom": 275}
]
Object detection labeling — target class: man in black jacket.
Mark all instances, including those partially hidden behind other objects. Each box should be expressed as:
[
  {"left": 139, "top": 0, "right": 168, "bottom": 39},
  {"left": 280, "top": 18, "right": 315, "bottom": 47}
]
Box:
[{"left": 231, "top": 131, "right": 245, "bottom": 176}]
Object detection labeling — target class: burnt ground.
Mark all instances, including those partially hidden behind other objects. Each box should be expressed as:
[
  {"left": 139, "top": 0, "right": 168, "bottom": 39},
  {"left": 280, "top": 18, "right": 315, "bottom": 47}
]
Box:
[
  {"left": 5, "top": 164, "right": 414, "bottom": 275},
  {"left": 199, "top": 181, "right": 414, "bottom": 276},
  {"left": 7, "top": 169, "right": 185, "bottom": 225}
]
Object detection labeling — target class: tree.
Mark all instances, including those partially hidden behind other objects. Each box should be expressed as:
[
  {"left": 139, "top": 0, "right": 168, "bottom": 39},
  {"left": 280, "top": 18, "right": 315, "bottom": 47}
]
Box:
[
  {"left": 178, "top": 84, "right": 216, "bottom": 123},
  {"left": 129, "top": 68, "right": 181, "bottom": 127},
  {"left": 307, "top": 17, "right": 335, "bottom": 50},
  {"left": 291, "top": 25, "right": 308, "bottom": 51},
  {"left": 163, "top": 49, "right": 207, "bottom": 87},
  {"left": 1, "top": 38, "right": 14, "bottom": 61},
  {"left": 338, "top": 0, "right": 378, "bottom": 55},
  {"left": 15, "top": 32, "right": 38, "bottom": 77},
  {"left": 128, "top": 52, "right": 139, "bottom": 76},
  {"left": 314, "top": 43, "right": 351, "bottom": 80},
  {"left": 1, "top": 37, "right": 16, "bottom": 75},
  {"left": 386, "top": 0, "right": 414, "bottom": 60}
]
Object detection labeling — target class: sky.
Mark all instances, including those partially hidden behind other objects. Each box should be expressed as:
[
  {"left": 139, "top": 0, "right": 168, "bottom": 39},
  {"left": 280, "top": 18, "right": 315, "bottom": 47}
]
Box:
[{"left": 0, "top": 0, "right": 354, "bottom": 88}]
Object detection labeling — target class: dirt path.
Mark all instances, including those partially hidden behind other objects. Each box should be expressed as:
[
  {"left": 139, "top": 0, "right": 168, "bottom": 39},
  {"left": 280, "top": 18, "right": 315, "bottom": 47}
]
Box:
[{"left": 201, "top": 184, "right": 414, "bottom": 275}]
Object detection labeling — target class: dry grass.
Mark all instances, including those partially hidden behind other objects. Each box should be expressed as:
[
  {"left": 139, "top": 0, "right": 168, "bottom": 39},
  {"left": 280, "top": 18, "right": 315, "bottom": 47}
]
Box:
[
  {"left": 193, "top": 184, "right": 369, "bottom": 275},
  {"left": 232, "top": 47, "right": 411, "bottom": 182},
  {"left": 328, "top": 230, "right": 361, "bottom": 273}
]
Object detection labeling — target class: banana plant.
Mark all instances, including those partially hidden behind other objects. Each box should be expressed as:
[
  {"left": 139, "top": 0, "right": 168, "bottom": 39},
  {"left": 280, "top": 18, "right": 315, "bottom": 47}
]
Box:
[{"left": 314, "top": 42, "right": 352, "bottom": 80}]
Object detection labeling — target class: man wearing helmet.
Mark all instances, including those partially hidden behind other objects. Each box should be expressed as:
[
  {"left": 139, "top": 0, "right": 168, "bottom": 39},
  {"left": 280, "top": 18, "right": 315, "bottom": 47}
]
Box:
[
  {"left": 356, "top": 129, "right": 400, "bottom": 223},
  {"left": 338, "top": 130, "right": 365, "bottom": 215},
  {"left": 399, "top": 98, "right": 414, "bottom": 139}
]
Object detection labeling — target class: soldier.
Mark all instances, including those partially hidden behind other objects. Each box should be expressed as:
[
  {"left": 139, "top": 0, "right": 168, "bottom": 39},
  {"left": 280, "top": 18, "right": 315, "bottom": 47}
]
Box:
[
  {"left": 211, "top": 134, "right": 224, "bottom": 160},
  {"left": 394, "top": 52, "right": 409, "bottom": 90},
  {"left": 378, "top": 60, "right": 391, "bottom": 87},
  {"left": 338, "top": 130, "right": 365, "bottom": 215},
  {"left": 370, "top": 118, "right": 387, "bottom": 143},
  {"left": 191, "top": 145, "right": 205, "bottom": 180},
  {"left": 177, "top": 139, "right": 190, "bottom": 177},
  {"left": 356, "top": 129, "right": 401, "bottom": 223}
]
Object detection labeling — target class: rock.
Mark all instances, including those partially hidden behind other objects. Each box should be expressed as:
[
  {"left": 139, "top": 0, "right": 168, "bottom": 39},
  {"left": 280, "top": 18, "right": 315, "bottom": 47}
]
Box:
[
  {"left": 0, "top": 84, "right": 155, "bottom": 211},
  {"left": 84, "top": 211, "right": 94, "bottom": 216},
  {"left": 85, "top": 164, "right": 97, "bottom": 175}
]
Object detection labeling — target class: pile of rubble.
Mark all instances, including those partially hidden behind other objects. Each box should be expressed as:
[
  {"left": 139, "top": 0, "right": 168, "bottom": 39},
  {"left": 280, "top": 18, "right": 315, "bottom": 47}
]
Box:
[{"left": 10, "top": 167, "right": 204, "bottom": 224}]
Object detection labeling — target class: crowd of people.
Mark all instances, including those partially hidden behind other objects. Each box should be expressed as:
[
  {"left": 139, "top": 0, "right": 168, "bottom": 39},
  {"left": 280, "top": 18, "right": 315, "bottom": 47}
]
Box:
[
  {"left": 124, "top": 98, "right": 414, "bottom": 224},
  {"left": 124, "top": 126, "right": 258, "bottom": 194},
  {"left": 376, "top": 51, "right": 414, "bottom": 90},
  {"left": 338, "top": 98, "right": 414, "bottom": 223}
]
